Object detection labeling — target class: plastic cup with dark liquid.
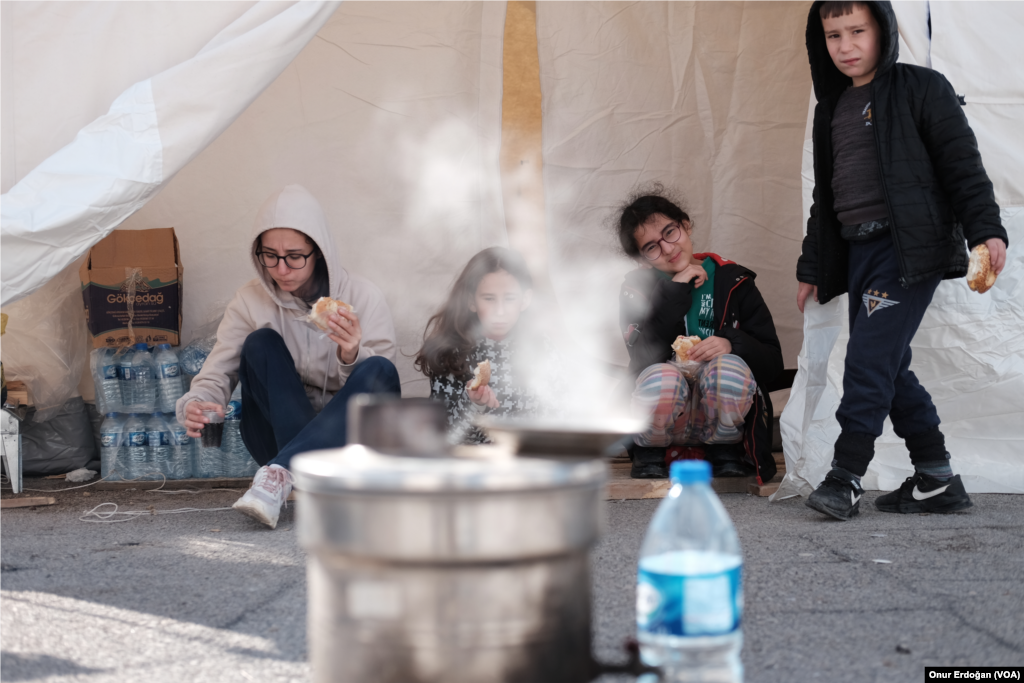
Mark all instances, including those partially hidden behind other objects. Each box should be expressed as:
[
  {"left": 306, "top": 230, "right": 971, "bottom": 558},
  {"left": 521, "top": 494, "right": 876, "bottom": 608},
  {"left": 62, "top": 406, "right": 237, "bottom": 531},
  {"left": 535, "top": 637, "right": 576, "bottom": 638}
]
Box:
[{"left": 202, "top": 409, "right": 225, "bottom": 448}]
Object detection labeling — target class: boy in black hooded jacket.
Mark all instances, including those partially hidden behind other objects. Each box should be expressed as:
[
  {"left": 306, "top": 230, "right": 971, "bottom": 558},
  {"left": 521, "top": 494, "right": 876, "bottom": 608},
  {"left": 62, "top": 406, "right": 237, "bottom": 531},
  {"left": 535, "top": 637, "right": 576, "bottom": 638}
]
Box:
[{"left": 797, "top": 1, "right": 1008, "bottom": 520}]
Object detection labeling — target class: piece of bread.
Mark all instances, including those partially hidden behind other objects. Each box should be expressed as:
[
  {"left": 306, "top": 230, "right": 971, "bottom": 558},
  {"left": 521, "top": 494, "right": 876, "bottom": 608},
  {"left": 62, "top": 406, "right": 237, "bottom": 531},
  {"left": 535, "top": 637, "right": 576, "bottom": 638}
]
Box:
[
  {"left": 967, "top": 244, "right": 997, "bottom": 294},
  {"left": 671, "top": 335, "right": 702, "bottom": 362},
  {"left": 307, "top": 296, "right": 354, "bottom": 331},
  {"left": 468, "top": 360, "right": 491, "bottom": 390}
]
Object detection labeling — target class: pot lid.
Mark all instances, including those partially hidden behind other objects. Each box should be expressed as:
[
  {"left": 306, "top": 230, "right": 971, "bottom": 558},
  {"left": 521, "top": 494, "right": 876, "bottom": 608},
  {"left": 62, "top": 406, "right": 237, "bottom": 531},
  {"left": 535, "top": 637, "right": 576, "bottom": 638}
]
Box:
[
  {"left": 475, "top": 415, "right": 647, "bottom": 455},
  {"left": 291, "top": 445, "right": 606, "bottom": 494}
]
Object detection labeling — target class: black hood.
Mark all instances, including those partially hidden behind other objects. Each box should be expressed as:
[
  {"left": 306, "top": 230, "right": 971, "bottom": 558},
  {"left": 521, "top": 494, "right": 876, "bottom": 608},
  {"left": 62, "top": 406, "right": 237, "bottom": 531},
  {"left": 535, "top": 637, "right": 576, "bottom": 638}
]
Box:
[{"left": 806, "top": 1, "right": 900, "bottom": 104}]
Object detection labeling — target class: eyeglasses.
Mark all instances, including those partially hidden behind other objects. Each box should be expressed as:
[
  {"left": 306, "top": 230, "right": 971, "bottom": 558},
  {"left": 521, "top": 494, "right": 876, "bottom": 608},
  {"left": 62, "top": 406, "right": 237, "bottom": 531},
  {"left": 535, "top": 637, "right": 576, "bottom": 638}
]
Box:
[
  {"left": 257, "top": 250, "right": 315, "bottom": 269},
  {"left": 641, "top": 223, "right": 683, "bottom": 261}
]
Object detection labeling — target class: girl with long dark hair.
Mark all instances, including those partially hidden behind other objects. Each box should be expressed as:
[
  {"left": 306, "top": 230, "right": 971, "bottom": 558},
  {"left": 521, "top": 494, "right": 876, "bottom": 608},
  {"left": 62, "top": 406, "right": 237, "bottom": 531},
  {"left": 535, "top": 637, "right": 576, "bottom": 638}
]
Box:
[{"left": 415, "top": 247, "right": 558, "bottom": 444}]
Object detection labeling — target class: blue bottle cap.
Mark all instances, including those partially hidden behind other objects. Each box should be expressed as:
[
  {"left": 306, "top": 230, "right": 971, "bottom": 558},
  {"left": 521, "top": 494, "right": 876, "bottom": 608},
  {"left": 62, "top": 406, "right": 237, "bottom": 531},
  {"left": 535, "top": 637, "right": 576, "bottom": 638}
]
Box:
[
  {"left": 670, "top": 459, "right": 712, "bottom": 484},
  {"left": 157, "top": 343, "right": 170, "bottom": 349},
  {"left": 134, "top": 343, "right": 149, "bottom": 350},
  {"left": 105, "top": 413, "right": 116, "bottom": 418}
]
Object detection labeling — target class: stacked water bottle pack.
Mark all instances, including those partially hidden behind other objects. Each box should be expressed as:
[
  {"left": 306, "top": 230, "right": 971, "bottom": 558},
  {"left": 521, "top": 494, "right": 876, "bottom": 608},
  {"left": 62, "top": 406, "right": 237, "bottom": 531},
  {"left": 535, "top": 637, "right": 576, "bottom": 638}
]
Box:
[{"left": 93, "top": 343, "right": 256, "bottom": 481}]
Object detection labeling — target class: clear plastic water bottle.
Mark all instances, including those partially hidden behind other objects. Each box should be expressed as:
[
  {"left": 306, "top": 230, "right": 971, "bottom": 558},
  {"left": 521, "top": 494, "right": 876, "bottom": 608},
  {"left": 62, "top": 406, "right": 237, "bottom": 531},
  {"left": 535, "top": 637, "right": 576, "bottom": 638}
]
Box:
[
  {"left": 117, "top": 345, "right": 136, "bottom": 407},
  {"left": 223, "top": 399, "right": 256, "bottom": 477},
  {"left": 99, "top": 413, "right": 127, "bottom": 481},
  {"left": 146, "top": 413, "right": 173, "bottom": 479},
  {"left": 154, "top": 344, "right": 184, "bottom": 414},
  {"left": 636, "top": 460, "right": 743, "bottom": 683},
  {"left": 168, "top": 419, "right": 194, "bottom": 480},
  {"left": 120, "top": 344, "right": 157, "bottom": 413},
  {"left": 123, "top": 413, "right": 150, "bottom": 480},
  {"left": 93, "top": 348, "right": 124, "bottom": 415},
  {"left": 195, "top": 444, "right": 228, "bottom": 478},
  {"left": 179, "top": 337, "right": 213, "bottom": 375}
]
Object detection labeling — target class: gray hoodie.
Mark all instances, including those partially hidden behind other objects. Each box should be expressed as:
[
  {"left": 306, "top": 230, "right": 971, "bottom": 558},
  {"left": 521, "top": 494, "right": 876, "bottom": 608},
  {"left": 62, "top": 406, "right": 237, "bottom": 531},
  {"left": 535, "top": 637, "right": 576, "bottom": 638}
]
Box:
[{"left": 175, "top": 185, "right": 397, "bottom": 423}]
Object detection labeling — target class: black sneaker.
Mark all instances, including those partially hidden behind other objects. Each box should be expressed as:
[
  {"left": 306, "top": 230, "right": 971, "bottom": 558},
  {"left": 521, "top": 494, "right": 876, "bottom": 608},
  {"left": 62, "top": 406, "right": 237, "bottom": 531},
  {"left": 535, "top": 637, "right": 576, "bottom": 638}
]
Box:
[
  {"left": 805, "top": 468, "right": 864, "bottom": 521},
  {"left": 630, "top": 446, "right": 668, "bottom": 479},
  {"left": 875, "top": 473, "right": 972, "bottom": 514},
  {"left": 704, "top": 442, "right": 755, "bottom": 478}
]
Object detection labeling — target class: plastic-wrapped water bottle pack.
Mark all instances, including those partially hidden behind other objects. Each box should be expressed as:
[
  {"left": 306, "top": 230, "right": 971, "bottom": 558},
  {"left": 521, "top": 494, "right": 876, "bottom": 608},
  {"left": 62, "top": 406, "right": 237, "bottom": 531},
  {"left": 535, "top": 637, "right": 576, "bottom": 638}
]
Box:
[{"left": 94, "top": 343, "right": 257, "bottom": 481}]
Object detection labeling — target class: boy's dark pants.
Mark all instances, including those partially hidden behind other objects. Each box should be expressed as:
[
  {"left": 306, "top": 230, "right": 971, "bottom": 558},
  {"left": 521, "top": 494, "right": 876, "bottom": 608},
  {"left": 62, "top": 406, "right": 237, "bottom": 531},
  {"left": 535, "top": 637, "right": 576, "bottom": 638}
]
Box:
[{"left": 833, "top": 231, "right": 945, "bottom": 476}]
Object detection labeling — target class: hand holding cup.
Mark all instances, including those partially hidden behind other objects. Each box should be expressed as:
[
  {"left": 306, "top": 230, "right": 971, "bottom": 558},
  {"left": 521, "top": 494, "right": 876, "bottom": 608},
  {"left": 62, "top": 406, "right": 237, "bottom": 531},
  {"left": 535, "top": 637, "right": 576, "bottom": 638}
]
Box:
[{"left": 184, "top": 401, "right": 225, "bottom": 442}]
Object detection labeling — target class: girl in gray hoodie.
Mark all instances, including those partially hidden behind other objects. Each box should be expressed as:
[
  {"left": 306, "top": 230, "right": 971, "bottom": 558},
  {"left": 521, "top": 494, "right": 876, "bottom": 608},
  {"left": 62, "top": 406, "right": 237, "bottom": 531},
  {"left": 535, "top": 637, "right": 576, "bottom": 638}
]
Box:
[{"left": 176, "top": 185, "right": 399, "bottom": 528}]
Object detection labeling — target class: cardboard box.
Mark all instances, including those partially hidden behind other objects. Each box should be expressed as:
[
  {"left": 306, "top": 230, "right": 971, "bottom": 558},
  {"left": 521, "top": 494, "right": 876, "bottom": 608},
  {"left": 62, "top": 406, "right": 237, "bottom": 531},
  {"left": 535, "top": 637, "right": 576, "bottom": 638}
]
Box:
[{"left": 80, "top": 228, "right": 183, "bottom": 348}]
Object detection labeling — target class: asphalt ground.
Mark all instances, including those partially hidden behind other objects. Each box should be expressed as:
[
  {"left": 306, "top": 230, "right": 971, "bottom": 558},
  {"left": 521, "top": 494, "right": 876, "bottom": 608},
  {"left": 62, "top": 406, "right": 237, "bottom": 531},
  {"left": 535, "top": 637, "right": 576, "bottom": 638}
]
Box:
[{"left": 2, "top": 478, "right": 1022, "bottom": 683}]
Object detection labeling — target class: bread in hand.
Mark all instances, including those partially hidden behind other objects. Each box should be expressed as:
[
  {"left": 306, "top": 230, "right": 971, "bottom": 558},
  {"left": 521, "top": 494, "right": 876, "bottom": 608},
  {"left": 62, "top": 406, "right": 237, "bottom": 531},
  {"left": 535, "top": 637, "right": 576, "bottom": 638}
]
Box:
[
  {"left": 468, "top": 360, "right": 491, "bottom": 390},
  {"left": 967, "top": 244, "right": 997, "bottom": 294},
  {"left": 307, "top": 297, "right": 354, "bottom": 331},
  {"left": 671, "top": 335, "right": 702, "bottom": 362}
]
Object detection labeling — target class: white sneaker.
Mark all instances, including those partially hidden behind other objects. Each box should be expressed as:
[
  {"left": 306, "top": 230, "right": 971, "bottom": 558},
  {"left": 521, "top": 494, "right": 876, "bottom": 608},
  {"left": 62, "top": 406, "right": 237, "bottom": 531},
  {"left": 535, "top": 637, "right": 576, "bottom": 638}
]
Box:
[{"left": 232, "top": 465, "right": 293, "bottom": 529}]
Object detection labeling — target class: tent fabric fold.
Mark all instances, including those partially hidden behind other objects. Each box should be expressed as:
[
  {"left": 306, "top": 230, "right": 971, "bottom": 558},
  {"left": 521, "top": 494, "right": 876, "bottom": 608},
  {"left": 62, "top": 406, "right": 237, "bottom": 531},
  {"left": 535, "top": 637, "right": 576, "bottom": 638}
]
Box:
[{"left": 1, "top": 1, "right": 341, "bottom": 306}]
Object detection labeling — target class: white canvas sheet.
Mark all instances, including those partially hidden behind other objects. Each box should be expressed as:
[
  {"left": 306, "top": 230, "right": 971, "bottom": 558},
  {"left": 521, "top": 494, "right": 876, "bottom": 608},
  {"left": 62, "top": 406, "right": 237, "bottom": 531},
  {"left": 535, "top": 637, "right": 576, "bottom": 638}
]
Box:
[
  {"left": 1, "top": 1, "right": 340, "bottom": 305},
  {"left": 113, "top": 2, "right": 508, "bottom": 397},
  {"left": 1, "top": 2, "right": 508, "bottom": 401},
  {"left": 777, "top": 2, "right": 1024, "bottom": 496}
]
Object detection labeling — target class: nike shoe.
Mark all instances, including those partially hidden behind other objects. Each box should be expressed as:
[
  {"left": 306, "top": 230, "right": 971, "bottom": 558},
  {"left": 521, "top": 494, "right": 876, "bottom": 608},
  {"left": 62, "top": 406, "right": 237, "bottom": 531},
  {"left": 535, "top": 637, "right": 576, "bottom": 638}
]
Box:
[
  {"left": 233, "top": 464, "right": 293, "bottom": 529},
  {"left": 875, "top": 473, "right": 972, "bottom": 514},
  {"left": 805, "top": 468, "right": 864, "bottom": 521}
]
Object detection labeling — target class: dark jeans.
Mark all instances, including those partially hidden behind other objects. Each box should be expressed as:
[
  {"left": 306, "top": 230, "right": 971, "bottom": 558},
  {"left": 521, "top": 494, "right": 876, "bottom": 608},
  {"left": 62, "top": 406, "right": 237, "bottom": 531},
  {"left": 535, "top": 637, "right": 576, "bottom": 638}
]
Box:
[
  {"left": 836, "top": 232, "right": 943, "bottom": 445},
  {"left": 237, "top": 328, "right": 401, "bottom": 470}
]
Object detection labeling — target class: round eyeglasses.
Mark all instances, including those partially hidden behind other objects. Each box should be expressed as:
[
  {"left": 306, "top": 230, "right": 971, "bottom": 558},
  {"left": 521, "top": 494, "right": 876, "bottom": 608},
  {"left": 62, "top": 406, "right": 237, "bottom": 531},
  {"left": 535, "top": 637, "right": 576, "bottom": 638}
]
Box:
[
  {"left": 641, "top": 223, "right": 683, "bottom": 261},
  {"left": 257, "top": 250, "right": 314, "bottom": 269}
]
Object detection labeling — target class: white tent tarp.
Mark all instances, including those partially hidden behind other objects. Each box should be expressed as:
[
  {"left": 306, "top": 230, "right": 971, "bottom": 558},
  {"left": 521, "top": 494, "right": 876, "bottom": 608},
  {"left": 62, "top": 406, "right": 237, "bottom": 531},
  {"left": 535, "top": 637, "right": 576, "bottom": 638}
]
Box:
[
  {"left": 1, "top": 1, "right": 340, "bottom": 305},
  {"left": 2, "top": 1, "right": 508, "bottom": 398}
]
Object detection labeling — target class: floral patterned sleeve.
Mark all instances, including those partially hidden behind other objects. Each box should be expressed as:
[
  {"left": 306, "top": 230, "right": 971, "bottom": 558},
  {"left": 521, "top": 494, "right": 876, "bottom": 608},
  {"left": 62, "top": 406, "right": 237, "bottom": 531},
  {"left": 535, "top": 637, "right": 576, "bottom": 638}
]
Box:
[{"left": 430, "top": 370, "right": 489, "bottom": 445}]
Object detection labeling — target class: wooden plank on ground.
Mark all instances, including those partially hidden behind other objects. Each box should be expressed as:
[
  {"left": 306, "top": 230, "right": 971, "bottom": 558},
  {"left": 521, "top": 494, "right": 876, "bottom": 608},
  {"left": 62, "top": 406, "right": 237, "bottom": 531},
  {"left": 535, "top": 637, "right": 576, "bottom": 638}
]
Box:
[
  {"left": 94, "top": 477, "right": 252, "bottom": 491},
  {"left": 606, "top": 452, "right": 786, "bottom": 500},
  {"left": 749, "top": 481, "right": 781, "bottom": 497},
  {"left": 607, "top": 475, "right": 673, "bottom": 500},
  {"left": 1, "top": 496, "right": 56, "bottom": 508},
  {"left": 746, "top": 452, "right": 788, "bottom": 497}
]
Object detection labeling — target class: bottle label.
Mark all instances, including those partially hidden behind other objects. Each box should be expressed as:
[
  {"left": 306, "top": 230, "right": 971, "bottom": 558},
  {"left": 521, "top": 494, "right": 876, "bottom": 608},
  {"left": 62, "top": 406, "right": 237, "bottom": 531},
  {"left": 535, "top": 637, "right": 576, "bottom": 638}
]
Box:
[
  {"left": 120, "top": 367, "right": 134, "bottom": 381},
  {"left": 127, "top": 430, "right": 147, "bottom": 447},
  {"left": 148, "top": 430, "right": 171, "bottom": 446},
  {"left": 102, "top": 365, "right": 119, "bottom": 380},
  {"left": 637, "top": 562, "right": 742, "bottom": 637},
  {"left": 100, "top": 432, "right": 120, "bottom": 448},
  {"left": 160, "top": 362, "right": 180, "bottom": 378}
]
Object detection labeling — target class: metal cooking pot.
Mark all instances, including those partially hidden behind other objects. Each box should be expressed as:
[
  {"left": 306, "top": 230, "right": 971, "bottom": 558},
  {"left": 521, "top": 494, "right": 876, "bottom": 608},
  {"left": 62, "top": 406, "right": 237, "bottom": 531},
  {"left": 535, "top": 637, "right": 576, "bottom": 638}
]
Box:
[{"left": 293, "top": 445, "right": 607, "bottom": 683}]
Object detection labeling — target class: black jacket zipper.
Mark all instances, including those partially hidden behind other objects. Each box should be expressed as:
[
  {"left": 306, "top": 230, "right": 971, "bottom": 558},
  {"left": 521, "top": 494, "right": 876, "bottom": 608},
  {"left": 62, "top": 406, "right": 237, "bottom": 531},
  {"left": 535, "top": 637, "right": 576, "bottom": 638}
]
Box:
[{"left": 870, "top": 78, "right": 909, "bottom": 288}]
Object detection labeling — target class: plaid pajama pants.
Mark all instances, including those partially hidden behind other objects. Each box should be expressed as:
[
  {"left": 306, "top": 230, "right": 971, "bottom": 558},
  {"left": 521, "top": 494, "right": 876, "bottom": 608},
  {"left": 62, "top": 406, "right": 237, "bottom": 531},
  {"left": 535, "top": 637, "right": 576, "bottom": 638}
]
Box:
[{"left": 632, "top": 354, "right": 756, "bottom": 447}]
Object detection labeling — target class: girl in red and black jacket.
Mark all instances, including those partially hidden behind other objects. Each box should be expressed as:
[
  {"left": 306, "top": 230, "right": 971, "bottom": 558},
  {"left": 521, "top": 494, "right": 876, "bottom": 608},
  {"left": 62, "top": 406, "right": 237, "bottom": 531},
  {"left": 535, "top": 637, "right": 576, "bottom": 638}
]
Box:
[{"left": 617, "top": 187, "right": 783, "bottom": 483}]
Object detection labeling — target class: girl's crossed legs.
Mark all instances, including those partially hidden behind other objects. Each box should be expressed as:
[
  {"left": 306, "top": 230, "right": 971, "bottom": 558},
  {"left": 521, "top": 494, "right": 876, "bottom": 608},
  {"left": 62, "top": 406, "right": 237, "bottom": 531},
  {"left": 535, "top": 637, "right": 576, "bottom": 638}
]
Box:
[{"left": 632, "top": 354, "right": 756, "bottom": 448}]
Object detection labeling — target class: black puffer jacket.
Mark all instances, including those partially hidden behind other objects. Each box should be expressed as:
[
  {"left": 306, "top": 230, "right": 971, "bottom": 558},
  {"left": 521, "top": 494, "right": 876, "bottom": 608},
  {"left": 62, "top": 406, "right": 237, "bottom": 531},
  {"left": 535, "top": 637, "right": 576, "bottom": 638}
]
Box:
[
  {"left": 796, "top": 1, "right": 1007, "bottom": 303},
  {"left": 620, "top": 255, "right": 783, "bottom": 483}
]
